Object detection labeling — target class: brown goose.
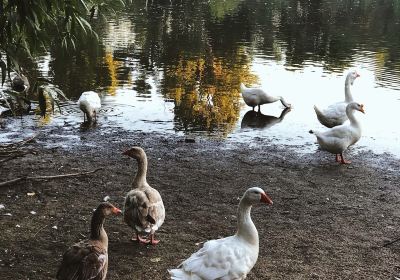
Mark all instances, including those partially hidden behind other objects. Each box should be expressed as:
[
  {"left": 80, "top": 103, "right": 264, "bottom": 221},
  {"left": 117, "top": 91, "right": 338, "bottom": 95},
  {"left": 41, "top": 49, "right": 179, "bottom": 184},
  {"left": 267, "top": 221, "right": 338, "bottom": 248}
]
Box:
[
  {"left": 123, "top": 146, "right": 165, "bottom": 245},
  {"left": 56, "top": 202, "right": 121, "bottom": 280}
]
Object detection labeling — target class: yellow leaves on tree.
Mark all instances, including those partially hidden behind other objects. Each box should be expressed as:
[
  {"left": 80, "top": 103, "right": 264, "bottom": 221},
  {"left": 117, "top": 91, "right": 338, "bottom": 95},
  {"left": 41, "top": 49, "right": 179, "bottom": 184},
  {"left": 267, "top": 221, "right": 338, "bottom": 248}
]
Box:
[{"left": 164, "top": 50, "right": 258, "bottom": 136}]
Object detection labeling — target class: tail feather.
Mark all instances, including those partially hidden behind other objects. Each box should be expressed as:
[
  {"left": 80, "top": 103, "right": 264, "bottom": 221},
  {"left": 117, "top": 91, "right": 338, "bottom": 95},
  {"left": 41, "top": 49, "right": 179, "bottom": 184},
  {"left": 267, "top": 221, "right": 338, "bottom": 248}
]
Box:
[
  {"left": 168, "top": 269, "right": 192, "bottom": 279},
  {"left": 313, "top": 105, "right": 322, "bottom": 115}
]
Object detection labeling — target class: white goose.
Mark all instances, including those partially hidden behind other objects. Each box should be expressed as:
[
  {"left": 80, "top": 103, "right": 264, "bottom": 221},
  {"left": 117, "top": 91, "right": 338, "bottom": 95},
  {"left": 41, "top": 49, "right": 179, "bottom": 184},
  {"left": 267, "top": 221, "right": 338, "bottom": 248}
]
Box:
[
  {"left": 123, "top": 146, "right": 165, "bottom": 245},
  {"left": 77, "top": 91, "right": 101, "bottom": 123},
  {"left": 169, "top": 187, "right": 273, "bottom": 280},
  {"left": 310, "top": 102, "right": 365, "bottom": 164},
  {"left": 314, "top": 71, "right": 360, "bottom": 128},
  {"left": 240, "top": 83, "right": 291, "bottom": 111}
]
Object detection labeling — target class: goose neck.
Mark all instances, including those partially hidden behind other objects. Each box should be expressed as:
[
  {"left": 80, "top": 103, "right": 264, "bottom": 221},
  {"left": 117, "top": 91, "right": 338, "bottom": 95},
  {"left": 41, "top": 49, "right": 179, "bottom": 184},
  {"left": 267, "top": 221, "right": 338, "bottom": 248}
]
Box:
[
  {"left": 236, "top": 200, "right": 258, "bottom": 246},
  {"left": 346, "top": 107, "right": 358, "bottom": 126},
  {"left": 90, "top": 210, "right": 108, "bottom": 246},
  {"left": 133, "top": 156, "right": 148, "bottom": 186},
  {"left": 344, "top": 77, "right": 354, "bottom": 103}
]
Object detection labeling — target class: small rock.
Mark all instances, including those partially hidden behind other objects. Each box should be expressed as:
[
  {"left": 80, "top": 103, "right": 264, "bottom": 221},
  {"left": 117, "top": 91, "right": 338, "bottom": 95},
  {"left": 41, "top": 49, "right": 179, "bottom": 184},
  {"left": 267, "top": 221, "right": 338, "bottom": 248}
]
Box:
[
  {"left": 0, "top": 204, "right": 4, "bottom": 210},
  {"left": 16, "top": 224, "right": 21, "bottom": 228},
  {"left": 30, "top": 211, "right": 37, "bottom": 215},
  {"left": 27, "top": 192, "right": 36, "bottom": 196},
  {"left": 150, "top": 257, "right": 161, "bottom": 263},
  {"left": 52, "top": 226, "right": 58, "bottom": 230}
]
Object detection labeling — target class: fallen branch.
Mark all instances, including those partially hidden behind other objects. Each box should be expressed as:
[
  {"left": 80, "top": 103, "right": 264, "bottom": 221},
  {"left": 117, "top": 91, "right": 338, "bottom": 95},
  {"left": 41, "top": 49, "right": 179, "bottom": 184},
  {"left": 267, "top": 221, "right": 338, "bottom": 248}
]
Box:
[
  {"left": 15, "top": 133, "right": 40, "bottom": 147},
  {"left": 0, "top": 133, "right": 40, "bottom": 149},
  {"left": 0, "top": 167, "right": 103, "bottom": 188},
  {"left": 0, "top": 153, "right": 27, "bottom": 163}
]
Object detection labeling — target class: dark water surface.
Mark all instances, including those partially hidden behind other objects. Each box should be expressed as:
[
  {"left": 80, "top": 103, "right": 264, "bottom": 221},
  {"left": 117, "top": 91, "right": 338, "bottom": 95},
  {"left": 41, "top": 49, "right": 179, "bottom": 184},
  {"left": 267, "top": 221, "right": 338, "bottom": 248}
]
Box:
[{"left": 2, "top": 0, "right": 400, "bottom": 156}]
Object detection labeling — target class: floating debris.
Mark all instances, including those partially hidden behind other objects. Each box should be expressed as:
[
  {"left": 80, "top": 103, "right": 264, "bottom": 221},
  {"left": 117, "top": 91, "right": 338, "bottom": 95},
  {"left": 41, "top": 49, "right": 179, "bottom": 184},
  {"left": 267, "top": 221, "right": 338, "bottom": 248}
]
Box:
[
  {"left": 103, "top": 196, "right": 110, "bottom": 202},
  {"left": 16, "top": 224, "right": 21, "bottom": 228},
  {"left": 30, "top": 211, "right": 37, "bottom": 215},
  {"left": 27, "top": 192, "right": 36, "bottom": 196},
  {"left": 4, "top": 213, "right": 12, "bottom": 216},
  {"left": 0, "top": 204, "right": 4, "bottom": 210},
  {"left": 52, "top": 225, "right": 58, "bottom": 230}
]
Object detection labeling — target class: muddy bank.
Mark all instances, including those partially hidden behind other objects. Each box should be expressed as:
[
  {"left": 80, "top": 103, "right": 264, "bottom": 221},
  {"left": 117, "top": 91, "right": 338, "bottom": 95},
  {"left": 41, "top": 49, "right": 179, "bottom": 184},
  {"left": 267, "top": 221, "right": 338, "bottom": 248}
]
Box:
[{"left": 0, "top": 127, "right": 399, "bottom": 279}]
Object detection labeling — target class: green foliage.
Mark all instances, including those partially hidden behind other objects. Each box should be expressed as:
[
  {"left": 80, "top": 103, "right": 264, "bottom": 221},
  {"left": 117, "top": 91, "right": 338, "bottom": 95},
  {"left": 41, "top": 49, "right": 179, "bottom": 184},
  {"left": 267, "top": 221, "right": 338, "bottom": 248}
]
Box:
[
  {"left": 32, "top": 78, "right": 68, "bottom": 117},
  {"left": 0, "top": 0, "right": 127, "bottom": 71},
  {"left": 0, "top": 59, "right": 6, "bottom": 86},
  {"left": 0, "top": 0, "right": 128, "bottom": 117},
  {"left": 209, "top": 0, "right": 241, "bottom": 20}
]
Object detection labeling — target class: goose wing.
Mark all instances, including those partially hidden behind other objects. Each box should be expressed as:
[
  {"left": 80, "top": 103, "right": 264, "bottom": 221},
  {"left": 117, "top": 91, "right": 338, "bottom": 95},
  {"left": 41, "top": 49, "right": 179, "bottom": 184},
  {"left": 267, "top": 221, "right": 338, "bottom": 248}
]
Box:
[
  {"left": 56, "top": 242, "right": 107, "bottom": 280},
  {"left": 169, "top": 236, "right": 254, "bottom": 279},
  {"left": 124, "top": 188, "right": 165, "bottom": 232},
  {"left": 315, "top": 102, "right": 348, "bottom": 127}
]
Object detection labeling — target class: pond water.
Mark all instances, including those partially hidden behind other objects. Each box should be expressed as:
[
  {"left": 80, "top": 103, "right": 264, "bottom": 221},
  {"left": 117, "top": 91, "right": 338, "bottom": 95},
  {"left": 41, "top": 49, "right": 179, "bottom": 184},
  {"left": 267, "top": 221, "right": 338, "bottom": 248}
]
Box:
[{"left": 2, "top": 0, "right": 400, "bottom": 156}]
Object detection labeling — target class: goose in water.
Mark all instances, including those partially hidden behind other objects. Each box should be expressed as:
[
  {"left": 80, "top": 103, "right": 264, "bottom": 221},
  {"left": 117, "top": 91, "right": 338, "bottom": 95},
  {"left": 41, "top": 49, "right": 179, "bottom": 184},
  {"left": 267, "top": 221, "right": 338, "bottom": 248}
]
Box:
[
  {"left": 310, "top": 102, "right": 365, "bottom": 164},
  {"left": 56, "top": 202, "right": 122, "bottom": 280},
  {"left": 123, "top": 146, "right": 165, "bottom": 245},
  {"left": 169, "top": 187, "right": 273, "bottom": 279},
  {"left": 77, "top": 91, "right": 101, "bottom": 123},
  {"left": 240, "top": 83, "right": 291, "bottom": 111},
  {"left": 314, "top": 71, "right": 360, "bottom": 128}
]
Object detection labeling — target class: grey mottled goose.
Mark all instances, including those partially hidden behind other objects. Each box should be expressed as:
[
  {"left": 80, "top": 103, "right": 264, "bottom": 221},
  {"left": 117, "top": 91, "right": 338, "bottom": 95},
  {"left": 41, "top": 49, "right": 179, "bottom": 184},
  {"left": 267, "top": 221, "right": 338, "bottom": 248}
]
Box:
[{"left": 123, "top": 146, "right": 165, "bottom": 245}]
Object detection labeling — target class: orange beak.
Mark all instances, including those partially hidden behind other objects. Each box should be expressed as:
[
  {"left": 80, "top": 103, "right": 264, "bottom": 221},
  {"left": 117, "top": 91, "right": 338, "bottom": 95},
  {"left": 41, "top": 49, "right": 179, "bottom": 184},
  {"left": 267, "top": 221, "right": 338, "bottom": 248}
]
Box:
[
  {"left": 113, "top": 207, "right": 122, "bottom": 214},
  {"left": 260, "top": 193, "right": 273, "bottom": 205},
  {"left": 359, "top": 104, "right": 365, "bottom": 114}
]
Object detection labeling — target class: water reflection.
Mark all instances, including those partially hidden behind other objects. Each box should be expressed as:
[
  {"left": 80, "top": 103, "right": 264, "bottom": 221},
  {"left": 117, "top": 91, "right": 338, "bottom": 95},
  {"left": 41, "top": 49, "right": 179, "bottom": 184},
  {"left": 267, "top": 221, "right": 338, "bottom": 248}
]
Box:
[
  {"left": 241, "top": 107, "right": 291, "bottom": 130},
  {"left": 163, "top": 54, "right": 258, "bottom": 135},
  {"left": 2, "top": 0, "right": 400, "bottom": 156}
]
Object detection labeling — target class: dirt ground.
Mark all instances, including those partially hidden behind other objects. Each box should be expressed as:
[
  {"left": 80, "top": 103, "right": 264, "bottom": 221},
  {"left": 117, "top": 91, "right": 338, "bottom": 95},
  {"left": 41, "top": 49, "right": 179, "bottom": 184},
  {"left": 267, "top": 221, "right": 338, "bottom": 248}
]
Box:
[{"left": 0, "top": 126, "right": 399, "bottom": 280}]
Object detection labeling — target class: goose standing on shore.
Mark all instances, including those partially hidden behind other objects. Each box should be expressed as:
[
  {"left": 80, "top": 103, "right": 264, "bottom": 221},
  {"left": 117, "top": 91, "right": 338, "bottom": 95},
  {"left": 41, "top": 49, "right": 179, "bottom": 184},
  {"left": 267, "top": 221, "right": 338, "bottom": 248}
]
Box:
[
  {"left": 240, "top": 83, "right": 291, "bottom": 111},
  {"left": 169, "top": 187, "right": 273, "bottom": 279},
  {"left": 77, "top": 91, "right": 101, "bottom": 123},
  {"left": 314, "top": 71, "right": 360, "bottom": 128},
  {"left": 56, "top": 202, "right": 122, "bottom": 280},
  {"left": 310, "top": 102, "right": 365, "bottom": 164},
  {"left": 123, "top": 146, "right": 165, "bottom": 245}
]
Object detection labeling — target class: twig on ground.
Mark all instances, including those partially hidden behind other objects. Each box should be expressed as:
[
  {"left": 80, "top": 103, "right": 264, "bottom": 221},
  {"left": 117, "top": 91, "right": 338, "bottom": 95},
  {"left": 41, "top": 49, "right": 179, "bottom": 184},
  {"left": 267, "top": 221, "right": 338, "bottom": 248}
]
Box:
[
  {"left": 0, "top": 168, "right": 103, "bottom": 188},
  {"left": 33, "top": 224, "right": 49, "bottom": 238},
  {"left": 0, "top": 133, "right": 40, "bottom": 149},
  {"left": 0, "top": 153, "right": 27, "bottom": 163},
  {"left": 383, "top": 237, "right": 400, "bottom": 247}
]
